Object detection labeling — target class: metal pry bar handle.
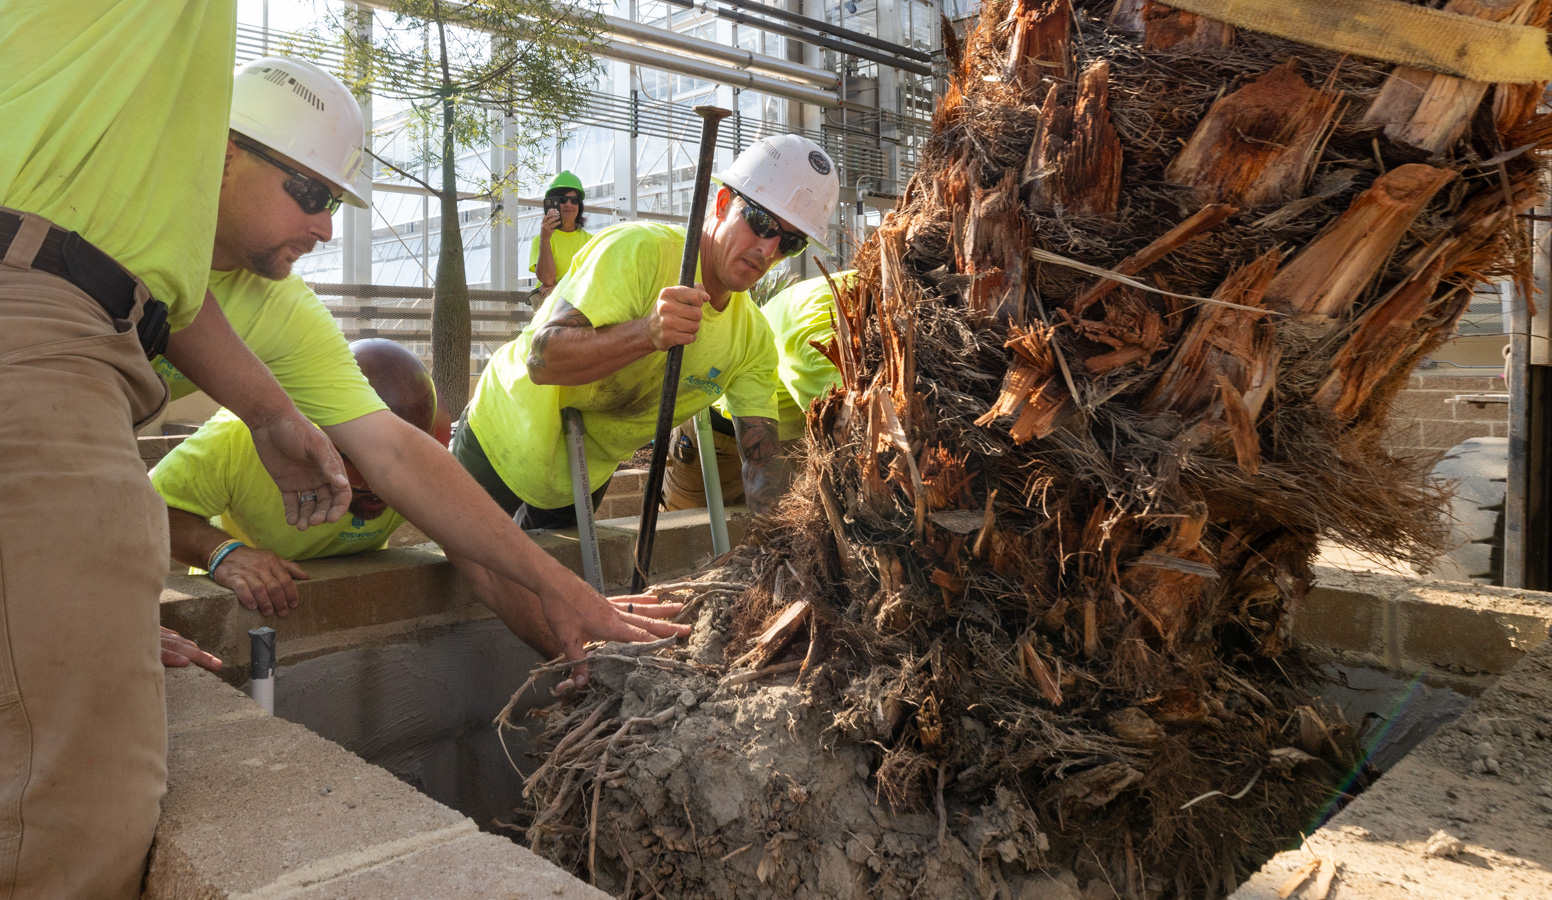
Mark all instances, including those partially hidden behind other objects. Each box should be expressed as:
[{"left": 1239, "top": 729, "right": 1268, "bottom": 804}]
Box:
[
  {"left": 632, "top": 105, "right": 732, "bottom": 592},
  {"left": 563, "top": 408, "right": 605, "bottom": 592}
]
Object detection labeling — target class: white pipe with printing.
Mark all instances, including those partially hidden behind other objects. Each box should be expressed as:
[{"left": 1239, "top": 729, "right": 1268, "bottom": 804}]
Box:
[{"left": 695, "top": 409, "right": 730, "bottom": 556}]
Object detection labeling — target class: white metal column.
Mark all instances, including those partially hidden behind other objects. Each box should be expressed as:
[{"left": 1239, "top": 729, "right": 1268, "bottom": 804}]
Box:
[
  {"left": 342, "top": 5, "right": 373, "bottom": 285},
  {"left": 612, "top": 57, "right": 638, "bottom": 220},
  {"left": 489, "top": 116, "right": 522, "bottom": 291}
]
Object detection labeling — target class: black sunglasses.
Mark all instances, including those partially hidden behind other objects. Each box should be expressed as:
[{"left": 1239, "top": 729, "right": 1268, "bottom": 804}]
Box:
[
  {"left": 234, "top": 136, "right": 345, "bottom": 216},
  {"left": 556, "top": 194, "right": 581, "bottom": 205},
  {"left": 729, "top": 190, "right": 808, "bottom": 258}
]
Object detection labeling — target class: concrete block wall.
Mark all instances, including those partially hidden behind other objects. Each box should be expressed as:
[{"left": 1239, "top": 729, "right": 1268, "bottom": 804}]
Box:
[
  {"left": 1233, "top": 619, "right": 1552, "bottom": 900},
  {"left": 1385, "top": 372, "right": 1507, "bottom": 458},
  {"left": 598, "top": 467, "right": 649, "bottom": 519},
  {"left": 1298, "top": 567, "right": 1551, "bottom": 686},
  {"left": 151, "top": 510, "right": 744, "bottom": 898},
  {"left": 149, "top": 668, "right": 609, "bottom": 900},
  {"left": 162, "top": 509, "right": 746, "bottom": 675}
]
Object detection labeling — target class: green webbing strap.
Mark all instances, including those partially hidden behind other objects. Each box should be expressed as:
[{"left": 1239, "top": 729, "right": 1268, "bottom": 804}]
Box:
[{"left": 1156, "top": 0, "right": 1552, "bottom": 84}]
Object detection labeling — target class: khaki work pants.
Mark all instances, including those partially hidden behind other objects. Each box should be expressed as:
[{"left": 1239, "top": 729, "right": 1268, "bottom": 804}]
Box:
[
  {"left": 661, "top": 422, "right": 745, "bottom": 511},
  {"left": 0, "top": 214, "right": 170, "bottom": 898}
]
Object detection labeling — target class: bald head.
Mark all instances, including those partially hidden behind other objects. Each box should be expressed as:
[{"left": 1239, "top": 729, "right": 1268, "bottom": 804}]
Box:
[{"left": 350, "top": 339, "right": 437, "bottom": 434}]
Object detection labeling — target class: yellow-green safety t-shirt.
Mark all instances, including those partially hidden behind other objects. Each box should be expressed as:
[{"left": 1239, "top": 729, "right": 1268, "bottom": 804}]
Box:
[
  {"left": 761, "top": 271, "right": 855, "bottom": 442},
  {"left": 152, "top": 409, "right": 406, "bottom": 563},
  {"left": 528, "top": 228, "right": 593, "bottom": 281},
  {"left": 469, "top": 222, "right": 780, "bottom": 510},
  {"left": 0, "top": 0, "right": 237, "bottom": 330},
  {"left": 152, "top": 269, "right": 388, "bottom": 426}
]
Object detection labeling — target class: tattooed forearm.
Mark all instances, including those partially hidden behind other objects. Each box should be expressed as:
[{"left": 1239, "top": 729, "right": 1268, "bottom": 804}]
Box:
[
  {"left": 527, "top": 328, "right": 553, "bottom": 369},
  {"left": 526, "top": 298, "right": 593, "bottom": 370},
  {"left": 733, "top": 416, "right": 788, "bottom": 516}
]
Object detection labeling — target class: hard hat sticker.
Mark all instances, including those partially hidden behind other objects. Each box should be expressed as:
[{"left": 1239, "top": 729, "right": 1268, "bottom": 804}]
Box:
[{"left": 808, "top": 151, "right": 832, "bottom": 175}]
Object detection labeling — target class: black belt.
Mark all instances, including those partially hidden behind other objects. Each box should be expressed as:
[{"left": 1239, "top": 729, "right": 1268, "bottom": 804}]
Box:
[
  {"left": 706, "top": 405, "right": 737, "bottom": 437},
  {"left": 0, "top": 210, "right": 170, "bottom": 359}
]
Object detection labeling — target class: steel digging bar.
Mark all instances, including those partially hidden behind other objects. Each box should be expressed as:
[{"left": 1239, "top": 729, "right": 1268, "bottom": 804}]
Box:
[{"left": 632, "top": 105, "right": 732, "bottom": 591}]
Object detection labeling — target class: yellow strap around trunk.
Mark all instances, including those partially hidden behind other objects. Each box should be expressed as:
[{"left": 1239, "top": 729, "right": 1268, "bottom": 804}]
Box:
[{"left": 1156, "top": 0, "right": 1552, "bottom": 84}]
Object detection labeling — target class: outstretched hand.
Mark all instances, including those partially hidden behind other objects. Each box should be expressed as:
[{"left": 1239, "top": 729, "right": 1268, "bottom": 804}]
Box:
[
  {"left": 543, "top": 578, "right": 690, "bottom": 693},
  {"left": 160, "top": 626, "right": 222, "bottom": 673},
  {"left": 248, "top": 412, "right": 351, "bottom": 529}
]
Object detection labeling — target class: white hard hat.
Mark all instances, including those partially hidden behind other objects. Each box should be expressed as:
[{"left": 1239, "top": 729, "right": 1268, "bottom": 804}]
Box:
[
  {"left": 230, "top": 57, "right": 368, "bottom": 208},
  {"left": 713, "top": 134, "right": 839, "bottom": 246}
]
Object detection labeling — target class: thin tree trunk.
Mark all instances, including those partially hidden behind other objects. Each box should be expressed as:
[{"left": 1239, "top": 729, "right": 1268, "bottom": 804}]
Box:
[{"left": 429, "top": 14, "right": 471, "bottom": 418}]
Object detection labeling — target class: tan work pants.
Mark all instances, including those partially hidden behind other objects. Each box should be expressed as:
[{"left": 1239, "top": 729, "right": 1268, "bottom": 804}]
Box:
[
  {"left": 661, "top": 422, "right": 745, "bottom": 511},
  {"left": 0, "top": 214, "right": 170, "bottom": 898}
]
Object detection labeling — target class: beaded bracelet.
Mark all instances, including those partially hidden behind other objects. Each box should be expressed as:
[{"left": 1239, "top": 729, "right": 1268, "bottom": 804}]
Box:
[{"left": 207, "top": 539, "right": 246, "bottom": 575}]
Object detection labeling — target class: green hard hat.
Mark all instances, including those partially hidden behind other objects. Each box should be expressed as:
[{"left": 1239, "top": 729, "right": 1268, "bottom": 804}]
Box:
[{"left": 547, "top": 170, "right": 584, "bottom": 200}]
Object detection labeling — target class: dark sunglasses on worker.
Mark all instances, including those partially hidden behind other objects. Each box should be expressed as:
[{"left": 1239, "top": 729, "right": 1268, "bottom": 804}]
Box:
[
  {"left": 234, "top": 136, "right": 345, "bottom": 216},
  {"left": 730, "top": 189, "right": 808, "bottom": 258}
]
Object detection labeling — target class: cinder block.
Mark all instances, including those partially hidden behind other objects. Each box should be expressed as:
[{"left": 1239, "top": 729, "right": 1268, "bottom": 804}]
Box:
[
  {"left": 1417, "top": 419, "right": 1495, "bottom": 451},
  {"left": 596, "top": 496, "right": 641, "bottom": 519},
  {"left": 609, "top": 468, "right": 647, "bottom": 493},
  {"left": 148, "top": 670, "right": 472, "bottom": 898},
  {"left": 1449, "top": 397, "right": 1511, "bottom": 423},
  {"left": 149, "top": 670, "right": 603, "bottom": 899},
  {"left": 1410, "top": 374, "right": 1506, "bottom": 392},
  {"left": 597, "top": 507, "right": 749, "bottom": 584},
  {"left": 283, "top": 832, "right": 607, "bottom": 899},
  {"left": 1395, "top": 598, "right": 1542, "bottom": 674},
  {"left": 1294, "top": 585, "right": 1385, "bottom": 656},
  {"left": 387, "top": 522, "right": 434, "bottom": 548},
  {"left": 164, "top": 667, "right": 267, "bottom": 733},
  {"left": 160, "top": 548, "right": 481, "bottom": 675},
  {"left": 1387, "top": 390, "right": 1453, "bottom": 421},
  {"left": 1382, "top": 420, "right": 1422, "bottom": 448}
]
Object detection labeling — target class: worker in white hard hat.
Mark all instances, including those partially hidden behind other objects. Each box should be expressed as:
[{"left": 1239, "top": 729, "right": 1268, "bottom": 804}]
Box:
[
  {"left": 453, "top": 134, "right": 841, "bottom": 525},
  {"left": 152, "top": 57, "right": 687, "bottom": 680},
  {"left": 532, "top": 170, "right": 593, "bottom": 297},
  {"left": 662, "top": 269, "right": 859, "bottom": 511},
  {"left": 0, "top": 17, "right": 350, "bottom": 900}
]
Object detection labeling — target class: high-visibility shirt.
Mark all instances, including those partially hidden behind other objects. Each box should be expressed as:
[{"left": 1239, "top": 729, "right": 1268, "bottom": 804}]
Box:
[
  {"left": 468, "top": 222, "right": 779, "bottom": 510},
  {"left": 152, "top": 409, "right": 406, "bottom": 564},
  {"left": 152, "top": 269, "right": 388, "bottom": 426},
  {"left": 760, "top": 271, "right": 855, "bottom": 441},
  {"left": 529, "top": 228, "right": 592, "bottom": 281},
  {"left": 0, "top": 0, "right": 237, "bottom": 330}
]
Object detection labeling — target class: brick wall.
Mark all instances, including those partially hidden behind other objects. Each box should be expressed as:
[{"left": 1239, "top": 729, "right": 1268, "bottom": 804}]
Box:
[{"left": 1385, "top": 372, "right": 1508, "bottom": 458}]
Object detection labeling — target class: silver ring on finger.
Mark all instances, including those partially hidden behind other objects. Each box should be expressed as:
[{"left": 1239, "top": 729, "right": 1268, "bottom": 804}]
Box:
[{"left": 299, "top": 491, "right": 318, "bottom": 502}]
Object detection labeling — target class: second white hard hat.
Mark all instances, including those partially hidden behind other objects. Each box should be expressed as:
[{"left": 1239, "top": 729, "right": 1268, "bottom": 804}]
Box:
[
  {"left": 230, "top": 56, "right": 368, "bottom": 208},
  {"left": 713, "top": 134, "right": 839, "bottom": 246}
]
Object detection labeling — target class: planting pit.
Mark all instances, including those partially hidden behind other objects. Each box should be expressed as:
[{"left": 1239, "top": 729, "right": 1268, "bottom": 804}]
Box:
[{"left": 152, "top": 532, "right": 1550, "bottom": 899}]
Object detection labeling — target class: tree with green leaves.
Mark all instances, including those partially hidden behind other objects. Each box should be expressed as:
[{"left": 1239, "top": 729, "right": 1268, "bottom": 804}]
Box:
[{"left": 305, "top": 0, "right": 605, "bottom": 416}]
